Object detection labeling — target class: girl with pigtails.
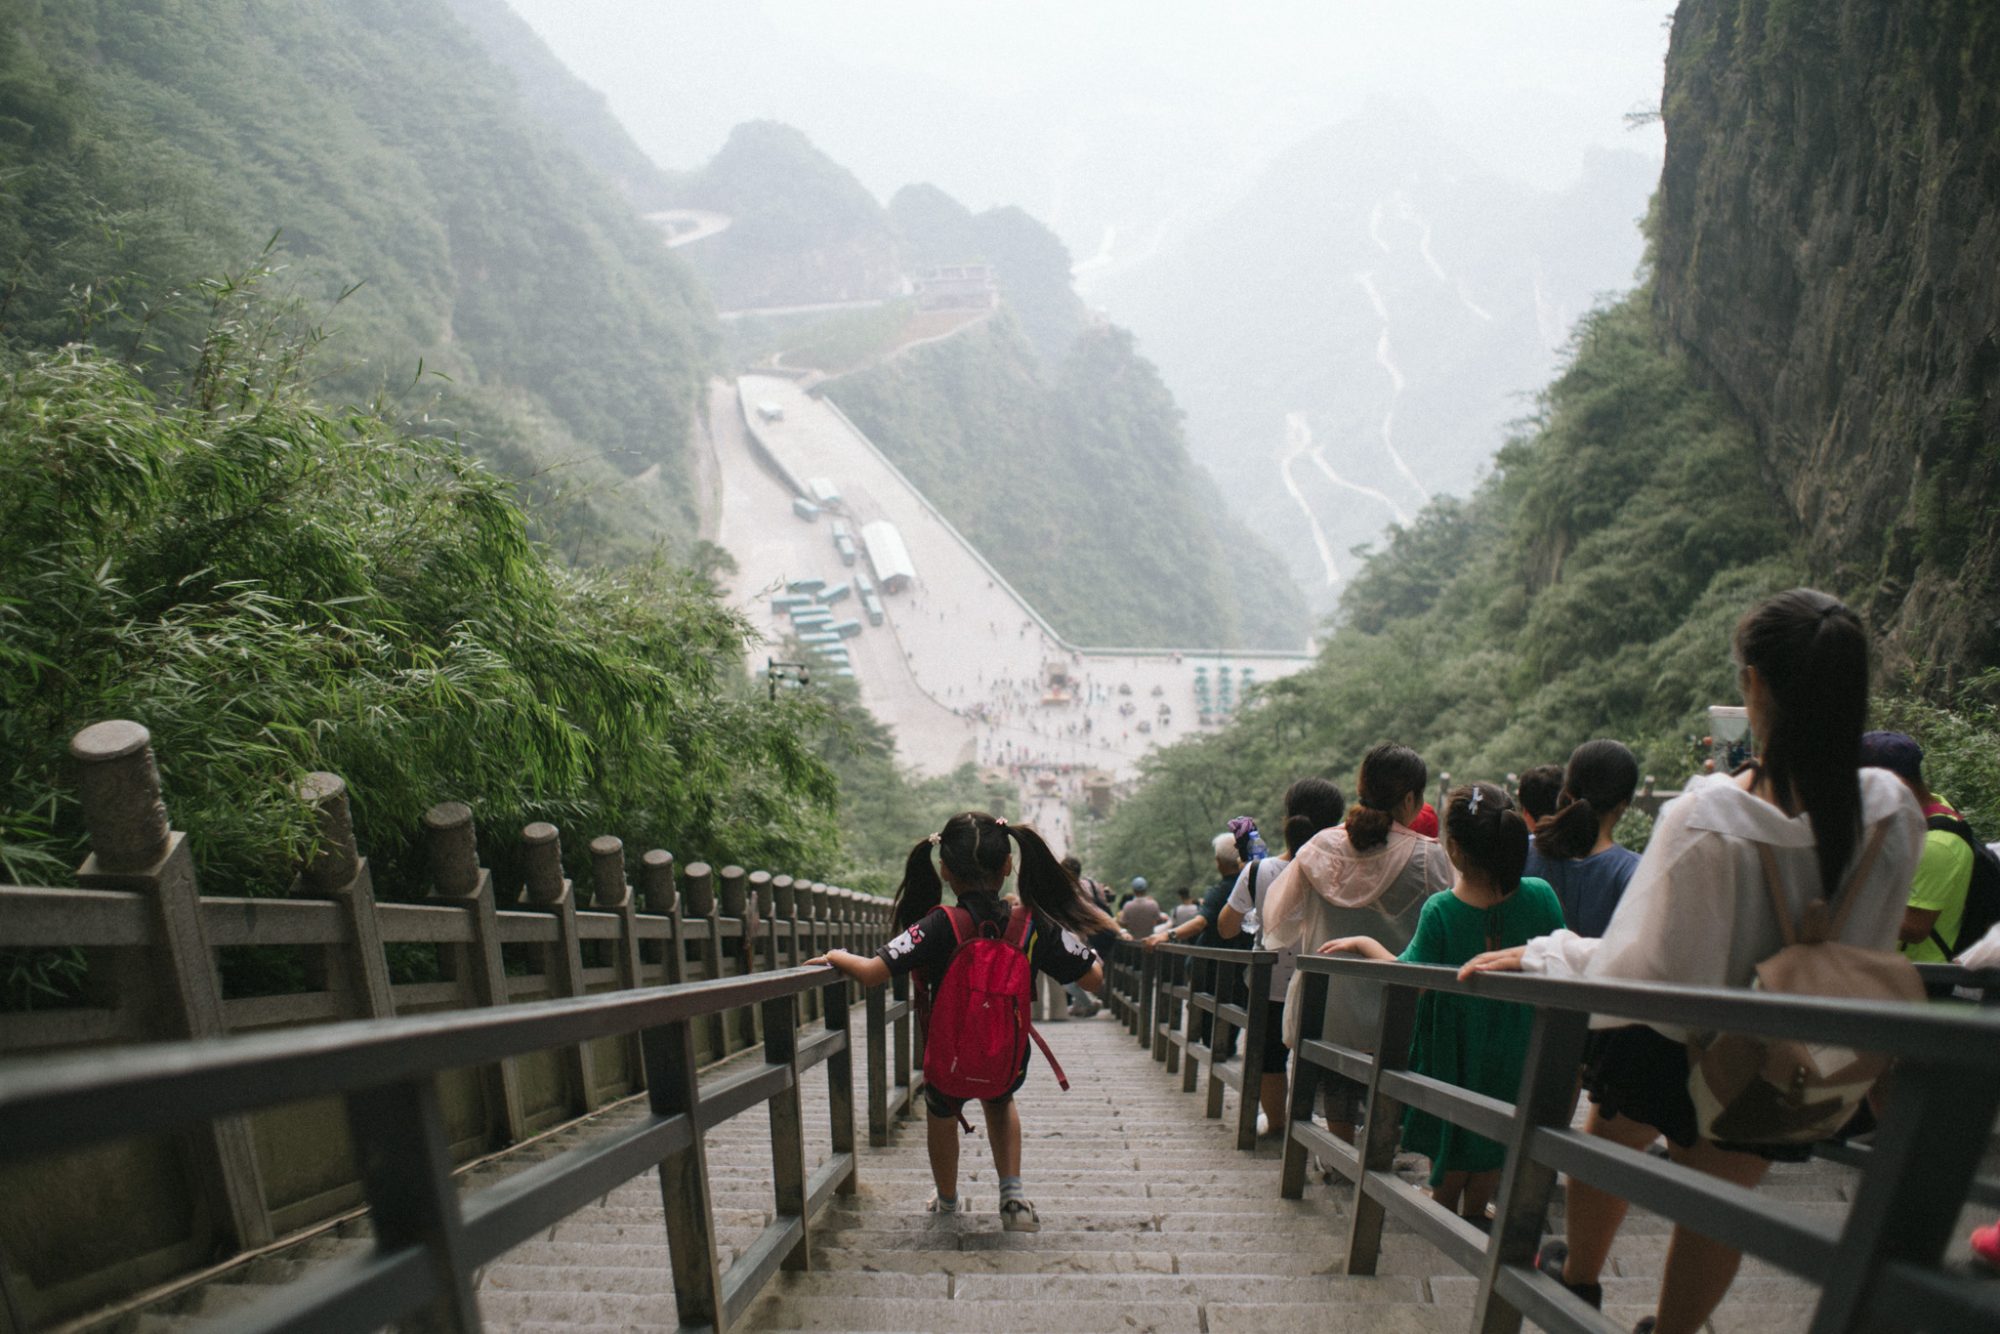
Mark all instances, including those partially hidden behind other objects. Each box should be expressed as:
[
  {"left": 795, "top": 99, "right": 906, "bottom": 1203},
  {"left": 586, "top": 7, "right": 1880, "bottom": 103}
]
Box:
[
  {"left": 1319, "top": 782, "right": 1564, "bottom": 1226},
  {"left": 811, "top": 812, "right": 1112, "bottom": 1231}
]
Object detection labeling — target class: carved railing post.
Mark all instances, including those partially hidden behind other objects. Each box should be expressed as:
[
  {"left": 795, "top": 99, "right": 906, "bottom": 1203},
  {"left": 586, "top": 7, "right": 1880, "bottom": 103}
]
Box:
[
  {"left": 750, "top": 869, "right": 777, "bottom": 977},
  {"left": 719, "top": 866, "right": 756, "bottom": 1050},
  {"left": 593, "top": 835, "right": 644, "bottom": 1094},
  {"left": 424, "top": 801, "right": 527, "bottom": 1144},
  {"left": 70, "top": 721, "right": 273, "bottom": 1251},
  {"left": 296, "top": 773, "right": 392, "bottom": 1021},
  {"left": 681, "top": 862, "right": 723, "bottom": 1059},
  {"left": 641, "top": 849, "right": 684, "bottom": 985},
  {"left": 523, "top": 823, "right": 598, "bottom": 1112}
]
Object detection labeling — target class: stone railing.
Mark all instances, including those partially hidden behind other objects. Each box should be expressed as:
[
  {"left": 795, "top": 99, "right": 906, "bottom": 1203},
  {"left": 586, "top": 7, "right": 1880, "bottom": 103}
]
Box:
[{"left": 0, "top": 720, "right": 895, "bottom": 1327}]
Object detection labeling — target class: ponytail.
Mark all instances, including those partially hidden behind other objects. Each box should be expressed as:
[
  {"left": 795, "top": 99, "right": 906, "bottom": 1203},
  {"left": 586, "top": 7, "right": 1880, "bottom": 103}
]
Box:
[
  {"left": 1345, "top": 743, "right": 1428, "bottom": 851},
  {"left": 891, "top": 838, "right": 944, "bottom": 933},
  {"left": 1007, "top": 824, "right": 1116, "bottom": 938},
  {"left": 1734, "top": 590, "right": 1869, "bottom": 900},
  {"left": 1535, "top": 739, "right": 1639, "bottom": 861}
]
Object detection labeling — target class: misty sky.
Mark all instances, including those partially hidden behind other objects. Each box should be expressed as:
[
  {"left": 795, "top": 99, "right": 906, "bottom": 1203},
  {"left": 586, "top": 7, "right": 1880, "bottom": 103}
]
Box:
[{"left": 509, "top": 0, "right": 1674, "bottom": 261}]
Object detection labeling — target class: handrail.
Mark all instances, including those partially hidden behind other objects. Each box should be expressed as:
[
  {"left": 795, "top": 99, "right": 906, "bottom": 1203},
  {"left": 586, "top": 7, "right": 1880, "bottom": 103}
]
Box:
[
  {"left": 1265, "top": 952, "right": 2000, "bottom": 1334},
  {"left": 1116, "top": 940, "right": 1278, "bottom": 1149},
  {"left": 0, "top": 962, "right": 896, "bottom": 1333}
]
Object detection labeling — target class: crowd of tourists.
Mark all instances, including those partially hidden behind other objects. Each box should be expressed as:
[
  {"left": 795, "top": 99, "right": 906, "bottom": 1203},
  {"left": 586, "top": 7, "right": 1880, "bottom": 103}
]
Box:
[{"left": 808, "top": 588, "right": 2000, "bottom": 1330}]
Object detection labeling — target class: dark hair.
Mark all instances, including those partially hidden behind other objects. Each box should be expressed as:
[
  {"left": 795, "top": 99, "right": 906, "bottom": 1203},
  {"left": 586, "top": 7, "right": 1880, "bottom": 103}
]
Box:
[
  {"left": 1515, "top": 764, "right": 1566, "bottom": 823},
  {"left": 1535, "top": 739, "right": 1640, "bottom": 861},
  {"left": 1060, "top": 854, "right": 1082, "bottom": 876},
  {"left": 1178, "top": 886, "right": 1193, "bottom": 901},
  {"left": 1734, "top": 589, "right": 1869, "bottom": 900},
  {"left": 893, "top": 812, "right": 1114, "bottom": 937},
  {"left": 1345, "top": 743, "right": 1428, "bottom": 851},
  {"left": 1444, "top": 783, "right": 1531, "bottom": 947},
  {"left": 1282, "top": 777, "right": 1346, "bottom": 853}
]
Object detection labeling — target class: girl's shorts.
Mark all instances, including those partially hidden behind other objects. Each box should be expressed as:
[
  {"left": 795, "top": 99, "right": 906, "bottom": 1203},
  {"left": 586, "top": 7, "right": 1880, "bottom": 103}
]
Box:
[
  {"left": 1581, "top": 1024, "right": 1814, "bottom": 1163},
  {"left": 924, "top": 1063, "right": 1028, "bottom": 1119}
]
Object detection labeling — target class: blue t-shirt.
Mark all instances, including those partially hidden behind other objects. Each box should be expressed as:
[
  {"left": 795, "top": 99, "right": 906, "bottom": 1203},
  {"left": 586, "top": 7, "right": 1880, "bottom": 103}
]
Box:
[{"left": 1523, "top": 842, "right": 1640, "bottom": 938}]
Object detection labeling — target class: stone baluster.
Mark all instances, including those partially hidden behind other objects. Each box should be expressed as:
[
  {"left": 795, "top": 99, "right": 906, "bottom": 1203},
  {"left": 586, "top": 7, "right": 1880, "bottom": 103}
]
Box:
[
  {"left": 523, "top": 823, "right": 598, "bottom": 1113},
  {"left": 593, "top": 835, "right": 645, "bottom": 1093},
  {"left": 641, "top": 849, "right": 684, "bottom": 985},
  {"left": 71, "top": 721, "right": 274, "bottom": 1249},
  {"left": 296, "top": 772, "right": 392, "bottom": 1021},
  {"left": 718, "top": 865, "right": 756, "bottom": 1049},
  {"left": 423, "top": 801, "right": 528, "bottom": 1143},
  {"left": 681, "top": 862, "right": 724, "bottom": 1058}
]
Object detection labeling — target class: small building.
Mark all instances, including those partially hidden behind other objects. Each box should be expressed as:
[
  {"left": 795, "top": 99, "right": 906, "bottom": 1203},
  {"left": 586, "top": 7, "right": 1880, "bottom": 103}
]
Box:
[
  {"left": 914, "top": 264, "right": 998, "bottom": 312},
  {"left": 790, "top": 497, "right": 820, "bottom": 522},
  {"left": 808, "top": 477, "right": 842, "bottom": 507},
  {"left": 860, "top": 521, "right": 916, "bottom": 593}
]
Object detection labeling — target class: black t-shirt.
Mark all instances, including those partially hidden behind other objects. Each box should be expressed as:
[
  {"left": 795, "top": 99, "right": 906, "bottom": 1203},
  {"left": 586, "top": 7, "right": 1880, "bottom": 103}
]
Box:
[
  {"left": 876, "top": 896, "right": 1097, "bottom": 995},
  {"left": 1194, "top": 874, "right": 1251, "bottom": 949}
]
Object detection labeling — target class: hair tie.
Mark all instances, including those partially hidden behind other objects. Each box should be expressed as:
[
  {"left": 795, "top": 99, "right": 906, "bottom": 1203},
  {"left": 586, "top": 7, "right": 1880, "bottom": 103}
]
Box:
[
  {"left": 994, "top": 817, "right": 1008, "bottom": 828},
  {"left": 928, "top": 832, "right": 941, "bottom": 846}
]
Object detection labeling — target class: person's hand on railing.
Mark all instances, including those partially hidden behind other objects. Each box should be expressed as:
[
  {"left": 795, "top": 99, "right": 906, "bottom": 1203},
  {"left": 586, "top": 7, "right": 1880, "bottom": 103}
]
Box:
[
  {"left": 1956, "top": 921, "right": 2000, "bottom": 970},
  {"left": 1316, "top": 937, "right": 1395, "bottom": 961},
  {"left": 807, "top": 949, "right": 891, "bottom": 988},
  {"left": 1456, "top": 945, "right": 1527, "bottom": 980}
]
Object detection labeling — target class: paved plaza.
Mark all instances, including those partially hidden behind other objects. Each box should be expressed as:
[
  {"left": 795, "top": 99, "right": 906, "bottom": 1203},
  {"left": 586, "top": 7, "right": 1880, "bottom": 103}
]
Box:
[{"left": 707, "top": 374, "right": 1313, "bottom": 856}]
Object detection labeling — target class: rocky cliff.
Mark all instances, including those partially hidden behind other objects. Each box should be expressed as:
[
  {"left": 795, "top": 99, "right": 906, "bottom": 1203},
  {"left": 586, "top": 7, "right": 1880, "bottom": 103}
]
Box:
[{"left": 1655, "top": 0, "right": 2000, "bottom": 684}]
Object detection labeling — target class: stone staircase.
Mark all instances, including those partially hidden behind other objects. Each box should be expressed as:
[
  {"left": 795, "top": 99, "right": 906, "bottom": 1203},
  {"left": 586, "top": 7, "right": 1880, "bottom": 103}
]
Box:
[{"left": 98, "top": 1013, "right": 1872, "bottom": 1333}]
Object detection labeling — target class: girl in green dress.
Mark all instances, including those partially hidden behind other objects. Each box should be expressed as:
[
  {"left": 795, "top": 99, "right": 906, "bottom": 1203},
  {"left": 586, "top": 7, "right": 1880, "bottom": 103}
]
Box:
[{"left": 1318, "top": 781, "right": 1564, "bottom": 1225}]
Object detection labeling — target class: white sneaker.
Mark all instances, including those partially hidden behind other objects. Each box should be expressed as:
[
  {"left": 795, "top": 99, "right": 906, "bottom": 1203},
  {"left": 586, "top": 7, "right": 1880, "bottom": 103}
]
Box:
[{"left": 1000, "top": 1198, "right": 1040, "bottom": 1232}]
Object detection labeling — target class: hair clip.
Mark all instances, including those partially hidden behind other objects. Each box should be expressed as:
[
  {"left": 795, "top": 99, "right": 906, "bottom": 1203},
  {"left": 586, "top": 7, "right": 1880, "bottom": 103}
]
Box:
[{"left": 1467, "top": 786, "right": 1483, "bottom": 815}]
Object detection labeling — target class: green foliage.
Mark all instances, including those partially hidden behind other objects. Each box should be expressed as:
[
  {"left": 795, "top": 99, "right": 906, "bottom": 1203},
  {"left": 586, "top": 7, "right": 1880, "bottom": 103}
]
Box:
[
  {"left": 0, "top": 285, "right": 840, "bottom": 921},
  {"left": 0, "top": 0, "right": 717, "bottom": 558},
  {"left": 1093, "top": 286, "right": 1818, "bottom": 888},
  {"left": 829, "top": 315, "right": 1309, "bottom": 649},
  {"left": 1874, "top": 681, "right": 2000, "bottom": 832}
]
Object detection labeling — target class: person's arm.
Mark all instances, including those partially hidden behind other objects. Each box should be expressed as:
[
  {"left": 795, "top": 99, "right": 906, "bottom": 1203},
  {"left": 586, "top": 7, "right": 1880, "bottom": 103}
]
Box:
[
  {"left": 1316, "top": 936, "right": 1395, "bottom": 961},
  {"left": 1901, "top": 832, "right": 1973, "bottom": 943},
  {"left": 1899, "top": 905, "right": 1941, "bottom": 945},
  {"left": 1145, "top": 913, "right": 1206, "bottom": 948},
  {"left": 1076, "top": 956, "right": 1105, "bottom": 993},
  {"left": 808, "top": 949, "right": 891, "bottom": 987},
  {"left": 1218, "top": 862, "right": 1257, "bottom": 940}
]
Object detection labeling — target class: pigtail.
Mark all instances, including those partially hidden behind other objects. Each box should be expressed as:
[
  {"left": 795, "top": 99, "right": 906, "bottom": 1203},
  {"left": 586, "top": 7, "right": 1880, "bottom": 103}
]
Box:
[
  {"left": 891, "top": 837, "right": 944, "bottom": 933},
  {"left": 1007, "top": 824, "right": 1115, "bottom": 937}
]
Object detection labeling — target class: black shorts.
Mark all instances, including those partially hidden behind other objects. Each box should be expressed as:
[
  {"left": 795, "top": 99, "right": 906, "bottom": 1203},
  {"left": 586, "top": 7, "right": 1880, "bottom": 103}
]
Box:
[
  {"left": 1259, "top": 997, "right": 1289, "bottom": 1073},
  {"left": 924, "top": 1063, "right": 1028, "bottom": 1119},
  {"left": 1581, "top": 1024, "right": 1813, "bottom": 1163}
]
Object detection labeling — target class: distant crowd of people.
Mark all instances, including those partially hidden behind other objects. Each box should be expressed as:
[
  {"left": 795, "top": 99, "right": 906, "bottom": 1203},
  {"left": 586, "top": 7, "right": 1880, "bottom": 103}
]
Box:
[{"left": 809, "top": 587, "right": 2000, "bottom": 1326}]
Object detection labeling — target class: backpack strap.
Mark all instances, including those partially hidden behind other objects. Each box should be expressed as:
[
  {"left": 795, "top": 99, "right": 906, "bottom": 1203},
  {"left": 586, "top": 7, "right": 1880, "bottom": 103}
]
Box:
[
  {"left": 1828, "top": 818, "right": 1893, "bottom": 938},
  {"left": 1003, "top": 903, "right": 1071, "bottom": 1091},
  {"left": 1026, "top": 1021, "right": 1069, "bottom": 1091},
  {"left": 1756, "top": 817, "right": 1893, "bottom": 946},
  {"left": 942, "top": 905, "right": 974, "bottom": 947},
  {"left": 1003, "top": 902, "right": 1034, "bottom": 954}
]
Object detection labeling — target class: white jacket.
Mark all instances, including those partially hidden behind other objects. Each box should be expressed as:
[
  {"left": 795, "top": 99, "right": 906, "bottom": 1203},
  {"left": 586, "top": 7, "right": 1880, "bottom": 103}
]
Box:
[{"left": 1520, "top": 768, "right": 1924, "bottom": 1040}]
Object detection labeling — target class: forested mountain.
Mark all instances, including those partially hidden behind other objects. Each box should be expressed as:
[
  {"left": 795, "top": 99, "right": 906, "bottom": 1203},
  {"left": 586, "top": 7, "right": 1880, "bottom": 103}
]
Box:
[
  {"left": 670, "top": 120, "right": 904, "bottom": 311},
  {"left": 1094, "top": 0, "right": 2000, "bottom": 888},
  {"left": 0, "top": 0, "right": 717, "bottom": 561},
  {"left": 830, "top": 314, "right": 1310, "bottom": 650}
]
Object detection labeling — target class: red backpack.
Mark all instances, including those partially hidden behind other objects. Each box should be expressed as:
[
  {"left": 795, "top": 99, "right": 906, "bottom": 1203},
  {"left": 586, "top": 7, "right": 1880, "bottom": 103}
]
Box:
[{"left": 921, "top": 904, "right": 1067, "bottom": 1106}]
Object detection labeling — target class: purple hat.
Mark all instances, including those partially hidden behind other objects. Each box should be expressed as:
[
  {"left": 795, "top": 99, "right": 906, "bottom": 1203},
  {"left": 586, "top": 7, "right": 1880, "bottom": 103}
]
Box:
[{"left": 1859, "top": 731, "right": 1924, "bottom": 785}]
